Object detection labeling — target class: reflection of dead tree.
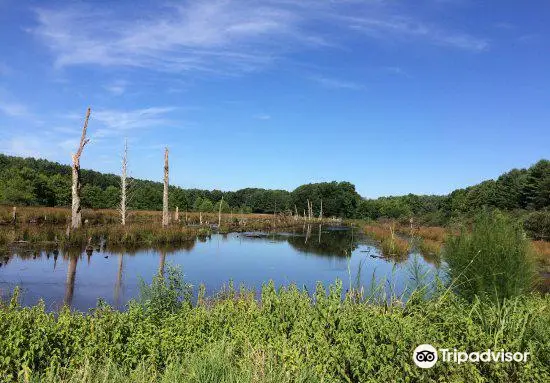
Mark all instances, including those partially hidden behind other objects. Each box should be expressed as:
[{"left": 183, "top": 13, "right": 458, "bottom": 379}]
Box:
[
  {"left": 305, "top": 224, "right": 311, "bottom": 244},
  {"left": 64, "top": 256, "right": 78, "bottom": 307},
  {"left": 318, "top": 224, "right": 322, "bottom": 244},
  {"left": 71, "top": 108, "right": 91, "bottom": 229},
  {"left": 114, "top": 254, "right": 124, "bottom": 307},
  {"left": 159, "top": 250, "right": 166, "bottom": 276},
  {"left": 162, "top": 148, "right": 170, "bottom": 227}
]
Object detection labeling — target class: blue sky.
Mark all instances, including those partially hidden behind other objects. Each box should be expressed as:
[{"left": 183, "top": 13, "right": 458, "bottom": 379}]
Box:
[{"left": 0, "top": 0, "right": 548, "bottom": 198}]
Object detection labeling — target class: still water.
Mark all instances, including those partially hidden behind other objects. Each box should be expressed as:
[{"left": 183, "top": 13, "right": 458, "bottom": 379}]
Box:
[{"left": 0, "top": 226, "right": 439, "bottom": 311}]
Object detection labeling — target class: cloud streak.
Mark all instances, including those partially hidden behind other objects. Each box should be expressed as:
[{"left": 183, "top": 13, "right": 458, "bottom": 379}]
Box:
[
  {"left": 30, "top": 0, "right": 489, "bottom": 75},
  {"left": 345, "top": 15, "right": 488, "bottom": 51},
  {"left": 91, "top": 107, "right": 178, "bottom": 138},
  {"left": 309, "top": 75, "right": 364, "bottom": 90}
]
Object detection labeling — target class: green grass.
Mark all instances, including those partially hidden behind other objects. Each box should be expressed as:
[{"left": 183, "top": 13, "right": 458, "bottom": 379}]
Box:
[
  {"left": 1, "top": 270, "right": 549, "bottom": 382},
  {"left": 443, "top": 211, "right": 537, "bottom": 302}
]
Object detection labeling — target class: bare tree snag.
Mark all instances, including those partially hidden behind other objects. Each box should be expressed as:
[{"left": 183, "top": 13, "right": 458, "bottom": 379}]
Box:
[
  {"left": 319, "top": 199, "right": 323, "bottom": 221},
  {"left": 119, "top": 139, "right": 128, "bottom": 226},
  {"left": 71, "top": 108, "right": 91, "bottom": 230},
  {"left": 175, "top": 206, "right": 179, "bottom": 222},
  {"left": 162, "top": 147, "right": 170, "bottom": 227},
  {"left": 218, "top": 196, "right": 224, "bottom": 227}
]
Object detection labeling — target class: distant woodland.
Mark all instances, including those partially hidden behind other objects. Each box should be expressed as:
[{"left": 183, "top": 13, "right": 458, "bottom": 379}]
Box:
[{"left": 0, "top": 154, "right": 548, "bottom": 238}]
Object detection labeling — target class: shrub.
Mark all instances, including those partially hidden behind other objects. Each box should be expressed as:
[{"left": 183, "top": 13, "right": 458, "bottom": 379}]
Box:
[
  {"left": 524, "top": 211, "right": 550, "bottom": 240},
  {"left": 137, "top": 265, "right": 192, "bottom": 316},
  {"left": 443, "top": 211, "right": 537, "bottom": 302},
  {"left": 1, "top": 282, "right": 549, "bottom": 382}
]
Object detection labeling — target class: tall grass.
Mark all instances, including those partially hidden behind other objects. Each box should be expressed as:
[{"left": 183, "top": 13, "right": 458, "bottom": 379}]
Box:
[
  {"left": 363, "top": 223, "right": 411, "bottom": 259},
  {"left": 2, "top": 272, "right": 549, "bottom": 382},
  {"left": 443, "top": 211, "right": 537, "bottom": 302},
  {"left": 0, "top": 224, "right": 210, "bottom": 248}
]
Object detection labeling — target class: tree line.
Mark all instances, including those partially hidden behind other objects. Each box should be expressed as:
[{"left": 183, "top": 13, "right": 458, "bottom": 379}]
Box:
[
  {"left": 0, "top": 154, "right": 360, "bottom": 218},
  {"left": 0, "top": 153, "right": 548, "bottom": 229}
]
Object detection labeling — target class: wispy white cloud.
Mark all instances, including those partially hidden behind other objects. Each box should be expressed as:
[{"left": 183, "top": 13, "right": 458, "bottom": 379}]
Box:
[
  {"left": 92, "top": 107, "right": 177, "bottom": 138},
  {"left": 30, "top": 0, "right": 489, "bottom": 75},
  {"left": 103, "top": 80, "right": 128, "bottom": 96},
  {"left": 309, "top": 75, "right": 364, "bottom": 90},
  {"left": 382, "top": 66, "right": 410, "bottom": 77},
  {"left": 0, "top": 101, "right": 30, "bottom": 118},
  {"left": 0, "top": 89, "right": 35, "bottom": 119},
  {"left": 253, "top": 114, "right": 271, "bottom": 120},
  {"left": 31, "top": 2, "right": 305, "bottom": 74},
  {"left": 345, "top": 16, "right": 488, "bottom": 51},
  {"left": 0, "top": 135, "right": 45, "bottom": 158},
  {"left": 0, "top": 62, "right": 11, "bottom": 76}
]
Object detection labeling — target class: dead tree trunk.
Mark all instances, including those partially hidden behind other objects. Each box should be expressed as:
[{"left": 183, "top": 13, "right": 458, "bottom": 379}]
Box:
[
  {"left": 319, "top": 199, "right": 323, "bottom": 221},
  {"left": 162, "top": 147, "right": 170, "bottom": 227},
  {"left": 71, "top": 108, "right": 91, "bottom": 230},
  {"left": 119, "top": 139, "right": 128, "bottom": 226},
  {"left": 174, "top": 206, "right": 179, "bottom": 222},
  {"left": 218, "top": 196, "right": 223, "bottom": 227}
]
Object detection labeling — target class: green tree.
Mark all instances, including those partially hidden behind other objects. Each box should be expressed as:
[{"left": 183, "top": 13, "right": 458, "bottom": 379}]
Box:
[
  {"left": 199, "top": 199, "right": 214, "bottom": 212},
  {"left": 82, "top": 185, "right": 105, "bottom": 208},
  {"left": 0, "top": 167, "right": 37, "bottom": 205},
  {"left": 214, "top": 199, "right": 231, "bottom": 213},
  {"left": 103, "top": 186, "right": 119, "bottom": 209}
]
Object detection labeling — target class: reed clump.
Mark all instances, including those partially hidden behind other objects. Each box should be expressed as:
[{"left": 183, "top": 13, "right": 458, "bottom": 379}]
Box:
[
  {"left": 417, "top": 238, "right": 442, "bottom": 257},
  {"left": 0, "top": 224, "right": 209, "bottom": 249},
  {"left": 443, "top": 211, "right": 537, "bottom": 302},
  {"left": 364, "top": 223, "right": 411, "bottom": 258}
]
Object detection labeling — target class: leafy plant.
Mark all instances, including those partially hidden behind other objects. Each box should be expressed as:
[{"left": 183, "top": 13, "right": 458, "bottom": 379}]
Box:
[{"left": 443, "top": 210, "right": 537, "bottom": 302}]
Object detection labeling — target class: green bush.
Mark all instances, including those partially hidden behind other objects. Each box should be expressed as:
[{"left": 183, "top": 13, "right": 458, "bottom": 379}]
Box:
[
  {"left": 524, "top": 211, "right": 550, "bottom": 240},
  {"left": 1, "top": 279, "right": 550, "bottom": 382},
  {"left": 443, "top": 211, "right": 537, "bottom": 302}
]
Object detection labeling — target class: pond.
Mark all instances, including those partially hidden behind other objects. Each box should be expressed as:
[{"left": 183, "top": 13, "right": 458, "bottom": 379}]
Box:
[{"left": 0, "top": 225, "right": 441, "bottom": 311}]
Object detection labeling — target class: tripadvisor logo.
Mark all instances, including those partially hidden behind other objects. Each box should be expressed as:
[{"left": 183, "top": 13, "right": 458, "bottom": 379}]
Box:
[
  {"left": 413, "top": 344, "right": 438, "bottom": 368},
  {"left": 413, "top": 344, "right": 530, "bottom": 369}
]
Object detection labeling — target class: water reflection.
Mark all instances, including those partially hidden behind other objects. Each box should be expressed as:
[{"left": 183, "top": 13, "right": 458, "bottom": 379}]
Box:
[
  {"left": 114, "top": 254, "right": 124, "bottom": 307},
  {"left": 64, "top": 255, "right": 77, "bottom": 306},
  {"left": 0, "top": 225, "right": 440, "bottom": 311}
]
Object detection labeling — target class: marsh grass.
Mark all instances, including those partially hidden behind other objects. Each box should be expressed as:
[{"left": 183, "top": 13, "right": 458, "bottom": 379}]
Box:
[
  {"left": 0, "top": 224, "right": 209, "bottom": 249},
  {"left": 0, "top": 206, "right": 329, "bottom": 249},
  {"left": 443, "top": 211, "right": 537, "bottom": 302},
  {"left": 363, "top": 223, "right": 411, "bottom": 259}
]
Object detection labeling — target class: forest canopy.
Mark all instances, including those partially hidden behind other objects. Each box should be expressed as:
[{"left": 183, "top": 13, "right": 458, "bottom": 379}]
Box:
[{"left": 0, "top": 154, "right": 548, "bottom": 227}]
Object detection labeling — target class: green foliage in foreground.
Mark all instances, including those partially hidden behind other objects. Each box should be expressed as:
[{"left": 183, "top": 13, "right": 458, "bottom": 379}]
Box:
[
  {"left": 444, "top": 211, "right": 537, "bottom": 302},
  {"left": 1, "top": 276, "right": 549, "bottom": 382}
]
